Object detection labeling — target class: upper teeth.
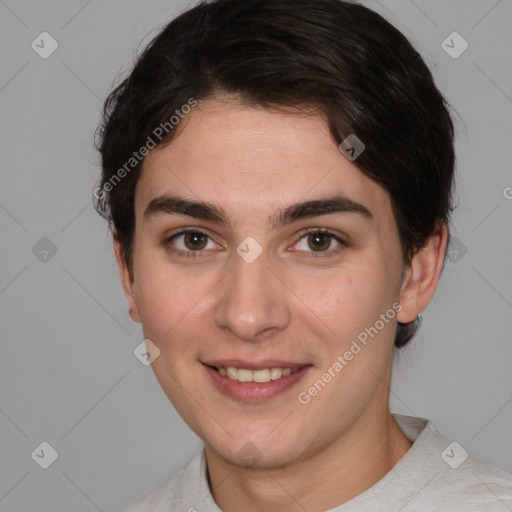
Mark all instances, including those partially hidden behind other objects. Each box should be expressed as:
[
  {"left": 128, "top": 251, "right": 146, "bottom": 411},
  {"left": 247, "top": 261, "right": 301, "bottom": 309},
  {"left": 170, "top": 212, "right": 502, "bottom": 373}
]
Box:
[{"left": 218, "top": 367, "right": 298, "bottom": 383}]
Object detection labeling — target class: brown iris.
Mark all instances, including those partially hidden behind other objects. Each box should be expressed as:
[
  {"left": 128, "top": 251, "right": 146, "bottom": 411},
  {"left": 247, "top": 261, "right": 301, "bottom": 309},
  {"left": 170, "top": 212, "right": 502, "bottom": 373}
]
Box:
[
  {"left": 184, "top": 232, "right": 208, "bottom": 250},
  {"left": 307, "top": 232, "right": 331, "bottom": 251}
]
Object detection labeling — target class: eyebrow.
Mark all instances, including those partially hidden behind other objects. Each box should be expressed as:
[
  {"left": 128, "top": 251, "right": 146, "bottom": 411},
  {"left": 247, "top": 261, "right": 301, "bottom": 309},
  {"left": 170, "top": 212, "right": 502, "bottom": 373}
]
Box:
[{"left": 143, "top": 193, "right": 373, "bottom": 229}]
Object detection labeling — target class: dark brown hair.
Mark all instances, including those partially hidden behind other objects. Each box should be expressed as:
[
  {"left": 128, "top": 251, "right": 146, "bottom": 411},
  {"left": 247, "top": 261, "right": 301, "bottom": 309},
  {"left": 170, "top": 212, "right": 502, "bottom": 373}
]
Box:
[{"left": 94, "top": 0, "right": 455, "bottom": 347}]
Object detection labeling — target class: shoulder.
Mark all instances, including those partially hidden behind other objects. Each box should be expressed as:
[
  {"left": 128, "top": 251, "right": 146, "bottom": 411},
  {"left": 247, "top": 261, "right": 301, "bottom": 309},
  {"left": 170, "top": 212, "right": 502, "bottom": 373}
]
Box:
[
  {"left": 393, "top": 414, "right": 512, "bottom": 511},
  {"left": 429, "top": 457, "right": 512, "bottom": 511}
]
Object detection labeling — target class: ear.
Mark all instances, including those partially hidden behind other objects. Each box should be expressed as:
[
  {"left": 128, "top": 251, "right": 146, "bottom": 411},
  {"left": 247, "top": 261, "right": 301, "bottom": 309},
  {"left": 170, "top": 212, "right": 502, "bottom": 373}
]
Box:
[
  {"left": 397, "top": 221, "right": 448, "bottom": 324},
  {"left": 114, "top": 237, "right": 141, "bottom": 323}
]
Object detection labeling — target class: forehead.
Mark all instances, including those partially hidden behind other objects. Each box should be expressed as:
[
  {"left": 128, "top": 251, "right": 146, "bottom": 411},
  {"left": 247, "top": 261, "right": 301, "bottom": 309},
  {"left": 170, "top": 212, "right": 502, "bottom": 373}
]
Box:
[{"left": 135, "top": 98, "right": 393, "bottom": 228}]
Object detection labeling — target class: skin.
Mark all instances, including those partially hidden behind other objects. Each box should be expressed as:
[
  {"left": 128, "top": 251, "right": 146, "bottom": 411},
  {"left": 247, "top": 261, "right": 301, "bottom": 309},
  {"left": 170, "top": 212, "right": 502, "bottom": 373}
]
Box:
[{"left": 115, "top": 96, "right": 448, "bottom": 511}]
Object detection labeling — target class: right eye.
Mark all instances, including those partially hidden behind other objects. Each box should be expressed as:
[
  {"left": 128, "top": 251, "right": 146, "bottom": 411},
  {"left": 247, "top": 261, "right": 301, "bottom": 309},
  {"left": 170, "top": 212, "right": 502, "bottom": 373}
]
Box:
[{"left": 164, "top": 229, "right": 221, "bottom": 258}]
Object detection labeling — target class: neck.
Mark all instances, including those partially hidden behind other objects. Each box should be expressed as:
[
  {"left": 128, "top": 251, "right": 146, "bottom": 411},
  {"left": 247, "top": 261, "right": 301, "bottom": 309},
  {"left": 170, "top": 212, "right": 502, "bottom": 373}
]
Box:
[{"left": 205, "top": 410, "right": 412, "bottom": 512}]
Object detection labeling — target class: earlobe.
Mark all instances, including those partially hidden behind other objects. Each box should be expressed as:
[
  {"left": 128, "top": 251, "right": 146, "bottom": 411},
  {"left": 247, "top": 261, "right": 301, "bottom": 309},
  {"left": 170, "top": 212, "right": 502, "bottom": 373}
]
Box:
[
  {"left": 128, "top": 307, "right": 141, "bottom": 323},
  {"left": 397, "top": 222, "right": 448, "bottom": 324},
  {"left": 113, "top": 237, "right": 141, "bottom": 323}
]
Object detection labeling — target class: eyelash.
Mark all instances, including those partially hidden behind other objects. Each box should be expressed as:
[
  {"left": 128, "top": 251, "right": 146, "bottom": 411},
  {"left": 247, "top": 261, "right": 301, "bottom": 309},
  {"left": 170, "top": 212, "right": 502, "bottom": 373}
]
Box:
[{"left": 163, "top": 227, "right": 348, "bottom": 259}]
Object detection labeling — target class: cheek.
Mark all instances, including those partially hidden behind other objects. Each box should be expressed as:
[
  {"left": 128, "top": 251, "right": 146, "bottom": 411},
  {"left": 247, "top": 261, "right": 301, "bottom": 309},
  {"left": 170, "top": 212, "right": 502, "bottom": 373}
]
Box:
[
  {"left": 132, "top": 257, "right": 194, "bottom": 344},
  {"left": 291, "top": 262, "right": 393, "bottom": 344},
  {"left": 132, "top": 252, "right": 222, "bottom": 363}
]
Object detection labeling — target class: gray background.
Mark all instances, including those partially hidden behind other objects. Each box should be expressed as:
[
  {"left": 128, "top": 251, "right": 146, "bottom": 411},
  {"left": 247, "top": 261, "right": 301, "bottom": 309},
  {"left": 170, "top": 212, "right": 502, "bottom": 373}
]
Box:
[{"left": 0, "top": 0, "right": 511, "bottom": 510}]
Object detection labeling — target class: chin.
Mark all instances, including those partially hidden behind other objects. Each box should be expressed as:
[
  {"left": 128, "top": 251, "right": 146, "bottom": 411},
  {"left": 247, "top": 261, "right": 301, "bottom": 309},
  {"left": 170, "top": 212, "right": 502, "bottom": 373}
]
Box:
[
  {"left": 219, "top": 443, "right": 300, "bottom": 470},
  {"left": 205, "top": 427, "right": 312, "bottom": 470}
]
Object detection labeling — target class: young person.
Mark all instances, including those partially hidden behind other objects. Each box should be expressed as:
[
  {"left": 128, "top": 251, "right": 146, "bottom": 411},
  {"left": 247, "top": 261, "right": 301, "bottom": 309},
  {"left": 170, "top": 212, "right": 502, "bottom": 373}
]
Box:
[{"left": 94, "top": 0, "right": 512, "bottom": 510}]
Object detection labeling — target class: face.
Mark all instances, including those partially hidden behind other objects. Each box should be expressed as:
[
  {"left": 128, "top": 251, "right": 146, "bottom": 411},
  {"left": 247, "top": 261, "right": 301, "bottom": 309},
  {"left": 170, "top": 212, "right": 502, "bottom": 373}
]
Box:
[{"left": 118, "top": 97, "right": 423, "bottom": 469}]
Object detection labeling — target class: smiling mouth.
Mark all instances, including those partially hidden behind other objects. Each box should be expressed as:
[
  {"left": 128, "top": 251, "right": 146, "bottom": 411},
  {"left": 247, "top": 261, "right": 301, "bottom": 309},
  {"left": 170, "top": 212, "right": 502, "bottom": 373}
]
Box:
[{"left": 202, "top": 362, "right": 312, "bottom": 402}]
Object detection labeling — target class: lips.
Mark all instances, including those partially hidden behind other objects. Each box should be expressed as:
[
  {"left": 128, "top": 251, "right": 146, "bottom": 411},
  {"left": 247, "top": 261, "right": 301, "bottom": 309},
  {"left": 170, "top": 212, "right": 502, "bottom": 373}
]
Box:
[{"left": 201, "top": 360, "right": 312, "bottom": 402}]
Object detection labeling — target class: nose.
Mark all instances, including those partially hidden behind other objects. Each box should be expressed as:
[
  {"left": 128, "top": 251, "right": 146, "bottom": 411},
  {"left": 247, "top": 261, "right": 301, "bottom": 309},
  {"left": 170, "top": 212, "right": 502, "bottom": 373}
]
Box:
[{"left": 213, "top": 247, "right": 291, "bottom": 341}]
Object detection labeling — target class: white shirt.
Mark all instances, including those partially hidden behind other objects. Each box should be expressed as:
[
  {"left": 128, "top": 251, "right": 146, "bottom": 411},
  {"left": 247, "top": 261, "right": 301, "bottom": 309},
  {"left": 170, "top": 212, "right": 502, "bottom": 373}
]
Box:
[{"left": 123, "top": 414, "right": 512, "bottom": 511}]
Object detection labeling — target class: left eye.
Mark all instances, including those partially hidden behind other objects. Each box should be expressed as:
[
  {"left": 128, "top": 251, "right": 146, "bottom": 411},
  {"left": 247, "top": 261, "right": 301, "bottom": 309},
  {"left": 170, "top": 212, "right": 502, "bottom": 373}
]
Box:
[{"left": 293, "top": 230, "right": 344, "bottom": 253}]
